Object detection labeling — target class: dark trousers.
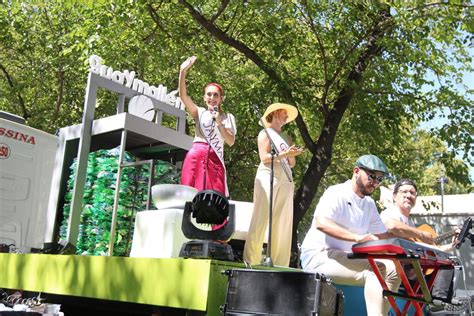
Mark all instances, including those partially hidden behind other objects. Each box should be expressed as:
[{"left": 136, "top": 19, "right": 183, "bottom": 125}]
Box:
[
  {"left": 431, "top": 268, "right": 455, "bottom": 302},
  {"left": 400, "top": 266, "right": 455, "bottom": 303}
]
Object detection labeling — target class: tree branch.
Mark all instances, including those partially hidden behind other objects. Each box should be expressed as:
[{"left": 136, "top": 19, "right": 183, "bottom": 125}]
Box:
[
  {"left": 51, "top": 64, "right": 65, "bottom": 128},
  {"left": 211, "top": 0, "right": 231, "bottom": 23},
  {"left": 407, "top": 2, "right": 474, "bottom": 12},
  {"left": 178, "top": 0, "right": 282, "bottom": 86},
  {"left": 291, "top": 6, "right": 393, "bottom": 266},
  {"left": 178, "top": 0, "right": 317, "bottom": 152},
  {"left": 0, "top": 63, "right": 29, "bottom": 119},
  {"left": 146, "top": 3, "right": 172, "bottom": 40},
  {"left": 296, "top": 3, "right": 329, "bottom": 116},
  {"left": 323, "top": 10, "right": 392, "bottom": 112}
]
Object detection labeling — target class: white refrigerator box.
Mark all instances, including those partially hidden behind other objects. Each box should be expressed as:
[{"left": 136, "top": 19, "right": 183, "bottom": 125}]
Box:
[{"left": 0, "top": 117, "right": 57, "bottom": 250}]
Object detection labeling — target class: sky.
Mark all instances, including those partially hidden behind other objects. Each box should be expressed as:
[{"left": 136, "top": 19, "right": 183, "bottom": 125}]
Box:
[{"left": 419, "top": 46, "right": 473, "bottom": 182}]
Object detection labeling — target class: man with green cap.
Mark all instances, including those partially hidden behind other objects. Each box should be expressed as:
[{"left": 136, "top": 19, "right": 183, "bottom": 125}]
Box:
[{"left": 300, "top": 154, "right": 400, "bottom": 315}]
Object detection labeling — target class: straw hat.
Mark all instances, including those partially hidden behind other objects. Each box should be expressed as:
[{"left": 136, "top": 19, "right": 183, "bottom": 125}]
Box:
[{"left": 260, "top": 103, "right": 298, "bottom": 127}]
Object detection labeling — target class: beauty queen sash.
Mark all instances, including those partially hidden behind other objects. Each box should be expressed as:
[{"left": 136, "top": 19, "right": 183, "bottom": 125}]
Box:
[
  {"left": 198, "top": 108, "right": 229, "bottom": 196},
  {"left": 265, "top": 127, "right": 293, "bottom": 182}
]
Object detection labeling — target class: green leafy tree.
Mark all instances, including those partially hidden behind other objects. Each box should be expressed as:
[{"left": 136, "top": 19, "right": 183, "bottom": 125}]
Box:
[
  {"left": 168, "top": 1, "right": 472, "bottom": 265},
  {"left": 1, "top": 1, "right": 472, "bottom": 265}
]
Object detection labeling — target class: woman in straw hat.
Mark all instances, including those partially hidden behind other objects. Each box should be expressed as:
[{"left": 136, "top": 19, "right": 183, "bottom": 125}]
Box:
[
  {"left": 178, "top": 56, "right": 237, "bottom": 197},
  {"left": 243, "top": 103, "right": 303, "bottom": 267}
]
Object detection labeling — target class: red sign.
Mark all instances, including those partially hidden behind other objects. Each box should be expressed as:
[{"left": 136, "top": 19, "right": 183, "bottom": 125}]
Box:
[
  {"left": 0, "top": 127, "right": 36, "bottom": 145},
  {"left": 0, "top": 143, "right": 10, "bottom": 159}
]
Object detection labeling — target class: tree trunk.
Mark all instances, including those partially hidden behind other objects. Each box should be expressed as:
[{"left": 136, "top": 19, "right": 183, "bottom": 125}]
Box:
[
  {"left": 174, "top": 1, "right": 392, "bottom": 267},
  {"left": 291, "top": 8, "right": 392, "bottom": 267}
]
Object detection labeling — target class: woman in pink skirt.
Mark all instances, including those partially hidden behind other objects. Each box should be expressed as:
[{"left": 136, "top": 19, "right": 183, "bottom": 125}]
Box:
[{"left": 178, "top": 56, "right": 237, "bottom": 198}]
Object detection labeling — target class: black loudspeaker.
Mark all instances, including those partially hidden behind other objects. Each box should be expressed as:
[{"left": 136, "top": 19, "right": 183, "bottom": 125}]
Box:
[{"left": 223, "top": 269, "right": 343, "bottom": 316}]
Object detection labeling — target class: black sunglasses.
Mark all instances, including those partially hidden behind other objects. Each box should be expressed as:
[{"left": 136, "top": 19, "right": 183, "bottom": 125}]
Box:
[{"left": 360, "top": 167, "right": 384, "bottom": 183}]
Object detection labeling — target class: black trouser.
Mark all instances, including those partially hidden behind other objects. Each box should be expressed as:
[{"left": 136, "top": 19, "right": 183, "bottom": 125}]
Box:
[
  {"left": 400, "top": 266, "right": 455, "bottom": 303},
  {"left": 431, "top": 268, "right": 455, "bottom": 302}
]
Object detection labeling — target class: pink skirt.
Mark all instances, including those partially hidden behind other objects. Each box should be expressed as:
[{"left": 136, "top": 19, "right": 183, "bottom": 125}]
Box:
[{"left": 181, "top": 142, "right": 226, "bottom": 195}]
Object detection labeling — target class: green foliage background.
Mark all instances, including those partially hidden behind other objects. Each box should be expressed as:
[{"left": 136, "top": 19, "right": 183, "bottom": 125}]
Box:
[
  {"left": 1, "top": 1, "right": 472, "bottom": 253},
  {"left": 60, "top": 149, "right": 179, "bottom": 256}
]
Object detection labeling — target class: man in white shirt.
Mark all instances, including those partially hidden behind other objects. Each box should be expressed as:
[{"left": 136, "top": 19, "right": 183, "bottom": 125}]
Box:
[
  {"left": 380, "top": 179, "right": 434, "bottom": 244},
  {"left": 380, "top": 179, "right": 461, "bottom": 312},
  {"left": 300, "top": 154, "right": 400, "bottom": 316}
]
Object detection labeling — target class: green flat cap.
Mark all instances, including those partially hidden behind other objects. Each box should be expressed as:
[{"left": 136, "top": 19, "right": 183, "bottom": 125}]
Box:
[{"left": 355, "top": 154, "right": 389, "bottom": 175}]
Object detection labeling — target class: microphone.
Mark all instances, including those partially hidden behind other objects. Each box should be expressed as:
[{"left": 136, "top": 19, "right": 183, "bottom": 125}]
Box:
[{"left": 212, "top": 106, "right": 218, "bottom": 121}]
